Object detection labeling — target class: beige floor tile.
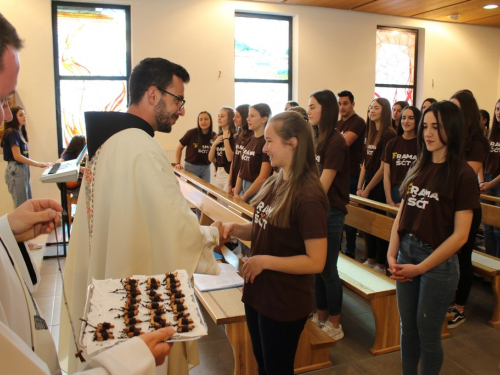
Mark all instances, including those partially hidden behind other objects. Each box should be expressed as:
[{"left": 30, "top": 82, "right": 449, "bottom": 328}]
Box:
[{"left": 32, "top": 273, "right": 57, "bottom": 298}]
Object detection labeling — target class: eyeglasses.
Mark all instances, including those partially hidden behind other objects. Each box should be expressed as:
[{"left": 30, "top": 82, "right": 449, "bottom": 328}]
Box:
[{"left": 156, "top": 87, "right": 186, "bottom": 110}]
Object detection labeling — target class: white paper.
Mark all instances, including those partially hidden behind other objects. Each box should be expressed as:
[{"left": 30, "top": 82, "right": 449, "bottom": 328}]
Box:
[{"left": 193, "top": 263, "right": 244, "bottom": 292}]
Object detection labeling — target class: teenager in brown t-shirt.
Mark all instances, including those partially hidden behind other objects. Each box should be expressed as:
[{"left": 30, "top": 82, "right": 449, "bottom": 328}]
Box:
[
  {"left": 358, "top": 98, "right": 396, "bottom": 273},
  {"left": 307, "top": 90, "right": 349, "bottom": 341},
  {"left": 220, "top": 111, "right": 328, "bottom": 374},
  {"left": 208, "top": 106, "right": 235, "bottom": 192},
  {"left": 382, "top": 106, "right": 420, "bottom": 207},
  {"left": 387, "top": 101, "right": 478, "bottom": 375},
  {"left": 337, "top": 90, "right": 367, "bottom": 259},
  {"left": 228, "top": 104, "right": 252, "bottom": 195},
  {"left": 174, "top": 111, "right": 215, "bottom": 183},
  {"left": 234, "top": 103, "right": 273, "bottom": 203},
  {"left": 480, "top": 99, "right": 500, "bottom": 258},
  {"left": 448, "top": 91, "right": 490, "bottom": 329},
  {"left": 391, "top": 100, "right": 409, "bottom": 132}
]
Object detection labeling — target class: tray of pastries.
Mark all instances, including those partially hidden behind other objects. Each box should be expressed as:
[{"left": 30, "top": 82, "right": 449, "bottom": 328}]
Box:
[{"left": 79, "top": 269, "right": 208, "bottom": 354}]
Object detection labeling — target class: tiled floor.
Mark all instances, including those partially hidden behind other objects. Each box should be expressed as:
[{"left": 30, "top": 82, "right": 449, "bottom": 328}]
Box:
[{"left": 35, "top": 237, "right": 500, "bottom": 375}]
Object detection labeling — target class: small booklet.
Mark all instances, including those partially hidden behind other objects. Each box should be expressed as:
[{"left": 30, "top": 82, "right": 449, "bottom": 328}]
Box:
[{"left": 194, "top": 263, "right": 244, "bottom": 292}]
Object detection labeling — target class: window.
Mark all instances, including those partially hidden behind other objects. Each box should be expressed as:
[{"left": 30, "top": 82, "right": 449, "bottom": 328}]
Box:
[
  {"left": 52, "top": 2, "right": 131, "bottom": 151},
  {"left": 375, "top": 26, "right": 418, "bottom": 106},
  {"left": 234, "top": 13, "right": 292, "bottom": 116}
]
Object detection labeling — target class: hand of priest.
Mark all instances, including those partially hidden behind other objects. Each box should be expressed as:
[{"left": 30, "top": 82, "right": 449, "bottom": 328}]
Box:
[
  {"left": 7, "top": 199, "right": 63, "bottom": 242},
  {"left": 139, "top": 327, "right": 175, "bottom": 366}
]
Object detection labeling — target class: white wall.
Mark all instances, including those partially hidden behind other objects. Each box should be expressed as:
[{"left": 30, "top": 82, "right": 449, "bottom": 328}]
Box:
[{"left": 2, "top": 0, "right": 500, "bottom": 215}]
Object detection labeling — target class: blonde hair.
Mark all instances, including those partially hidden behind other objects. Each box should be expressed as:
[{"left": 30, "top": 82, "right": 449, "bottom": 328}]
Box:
[{"left": 251, "top": 111, "right": 327, "bottom": 228}]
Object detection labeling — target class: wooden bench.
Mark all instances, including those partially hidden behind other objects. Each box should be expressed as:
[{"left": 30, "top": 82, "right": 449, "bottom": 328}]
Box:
[
  {"left": 472, "top": 195, "right": 500, "bottom": 327},
  {"left": 175, "top": 169, "right": 335, "bottom": 374}
]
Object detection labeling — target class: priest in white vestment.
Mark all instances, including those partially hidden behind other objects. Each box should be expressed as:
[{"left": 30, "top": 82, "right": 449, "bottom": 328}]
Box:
[
  {"left": 59, "top": 58, "right": 221, "bottom": 374},
  {"left": 0, "top": 200, "right": 177, "bottom": 375}
]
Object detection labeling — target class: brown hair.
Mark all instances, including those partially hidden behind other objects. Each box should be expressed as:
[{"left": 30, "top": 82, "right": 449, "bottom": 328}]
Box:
[{"left": 367, "top": 98, "right": 395, "bottom": 147}]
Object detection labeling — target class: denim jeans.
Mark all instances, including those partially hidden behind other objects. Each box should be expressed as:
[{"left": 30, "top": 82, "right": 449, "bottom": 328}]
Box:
[
  {"left": 315, "top": 207, "right": 345, "bottom": 315},
  {"left": 396, "top": 233, "right": 459, "bottom": 375},
  {"left": 391, "top": 184, "right": 402, "bottom": 204},
  {"left": 241, "top": 179, "right": 256, "bottom": 202},
  {"left": 482, "top": 174, "right": 500, "bottom": 258},
  {"left": 184, "top": 161, "right": 211, "bottom": 183},
  {"left": 455, "top": 206, "right": 481, "bottom": 306},
  {"left": 5, "top": 161, "right": 32, "bottom": 208},
  {"left": 365, "top": 178, "right": 389, "bottom": 264},
  {"left": 343, "top": 175, "right": 358, "bottom": 255}
]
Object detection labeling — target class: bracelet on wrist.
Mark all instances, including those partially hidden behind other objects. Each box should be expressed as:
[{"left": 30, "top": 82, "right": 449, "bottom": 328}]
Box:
[
  {"left": 223, "top": 138, "right": 229, "bottom": 140},
  {"left": 357, "top": 188, "right": 363, "bottom": 191}
]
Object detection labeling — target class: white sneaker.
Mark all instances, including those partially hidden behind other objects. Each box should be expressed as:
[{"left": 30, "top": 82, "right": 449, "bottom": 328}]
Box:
[
  {"left": 309, "top": 313, "right": 324, "bottom": 328},
  {"left": 27, "top": 241, "right": 43, "bottom": 250},
  {"left": 363, "top": 260, "right": 375, "bottom": 268},
  {"left": 373, "top": 265, "right": 386, "bottom": 275},
  {"left": 321, "top": 321, "right": 344, "bottom": 341}
]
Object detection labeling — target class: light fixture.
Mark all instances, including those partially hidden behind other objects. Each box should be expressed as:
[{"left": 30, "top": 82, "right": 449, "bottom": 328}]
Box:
[
  {"left": 484, "top": 4, "right": 499, "bottom": 9},
  {"left": 449, "top": 14, "right": 460, "bottom": 20}
]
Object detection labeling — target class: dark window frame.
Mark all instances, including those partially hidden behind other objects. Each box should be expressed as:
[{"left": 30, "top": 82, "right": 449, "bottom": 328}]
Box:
[
  {"left": 235, "top": 12, "right": 293, "bottom": 100},
  {"left": 52, "top": 1, "right": 131, "bottom": 154},
  {"left": 375, "top": 25, "right": 419, "bottom": 105}
]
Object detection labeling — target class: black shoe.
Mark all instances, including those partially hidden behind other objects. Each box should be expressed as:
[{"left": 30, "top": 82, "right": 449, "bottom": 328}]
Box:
[
  {"left": 448, "top": 306, "right": 465, "bottom": 329},
  {"left": 343, "top": 250, "right": 355, "bottom": 259}
]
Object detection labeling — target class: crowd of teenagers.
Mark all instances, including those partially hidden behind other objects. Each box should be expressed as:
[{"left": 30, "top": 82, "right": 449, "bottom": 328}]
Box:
[{"left": 170, "top": 89, "right": 500, "bottom": 375}]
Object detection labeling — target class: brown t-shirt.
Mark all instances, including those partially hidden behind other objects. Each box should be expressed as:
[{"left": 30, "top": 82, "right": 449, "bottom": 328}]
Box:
[
  {"left": 398, "top": 161, "right": 480, "bottom": 250},
  {"left": 316, "top": 130, "right": 349, "bottom": 213},
  {"left": 242, "top": 184, "right": 328, "bottom": 322},
  {"left": 485, "top": 132, "right": 500, "bottom": 175},
  {"left": 382, "top": 136, "right": 417, "bottom": 186},
  {"left": 465, "top": 137, "right": 488, "bottom": 164},
  {"left": 364, "top": 129, "right": 396, "bottom": 173},
  {"left": 231, "top": 136, "right": 252, "bottom": 187},
  {"left": 179, "top": 128, "right": 214, "bottom": 165},
  {"left": 238, "top": 135, "right": 270, "bottom": 182},
  {"left": 214, "top": 135, "right": 235, "bottom": 174},
  {"left": 337, "top": 113, "right": 366, "bottom": 176}
]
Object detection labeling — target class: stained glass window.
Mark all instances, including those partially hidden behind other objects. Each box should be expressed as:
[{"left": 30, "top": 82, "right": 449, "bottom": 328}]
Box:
[
  {"left": 52, "top": 2, "right": 131, "bottom": 150},
  {"left": 375, "top": 27, "right": 418, "bottom": 106},
  {"left": 235, "top": 13, "right": 292, "bottom": 116}
]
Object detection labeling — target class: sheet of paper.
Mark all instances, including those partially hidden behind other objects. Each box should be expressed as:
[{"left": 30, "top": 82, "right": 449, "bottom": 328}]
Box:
[{"left": 193, "top": 263, "right": 244, "bottom": 292}]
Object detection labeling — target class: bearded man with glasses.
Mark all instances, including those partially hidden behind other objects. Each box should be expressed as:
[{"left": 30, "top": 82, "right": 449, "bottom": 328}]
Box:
[{"left": 59, "top": 57, "right": 222, "bottom": 375}]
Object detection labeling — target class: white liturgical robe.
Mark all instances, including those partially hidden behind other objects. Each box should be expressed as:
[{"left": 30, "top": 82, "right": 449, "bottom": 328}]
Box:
[
  {"left": 0, "top": 215, "right": 159, "bottom": 375},
  {"left": 59, "top": 116, "right": 219, "bottom": 375}
]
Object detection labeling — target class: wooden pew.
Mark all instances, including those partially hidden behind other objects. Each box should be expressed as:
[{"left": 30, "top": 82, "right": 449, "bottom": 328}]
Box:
[
  {"left": 472, "top": 197, "right": 500, "bottom": 327},
  {"left": 175, "top": 169, "right": 335, "bottom": 374}
]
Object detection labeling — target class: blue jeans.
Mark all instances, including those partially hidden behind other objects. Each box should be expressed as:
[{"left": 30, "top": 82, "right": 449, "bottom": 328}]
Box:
[
  {"left": 5, "top": 161, "right": 32, "bottom": 208},
  {"left": 241, "top": 179, "right": 255, "bottom": 202},
  {"left": 482, "top": 174, "right": 500, "bottom": 258},
  {"left": 396, "top": 233, "right": 459, "bottom": 375},
  {"left": 391, "top": 184, "right": 402, "bottom": 204},
  {"left": 343, "top": 175, "right": 358, "bottom": 254},
  {"left": 315, "top": 207, "right": 345, "bottom": 316},
  {"left": 184, "top": 161, "right": 211, "bottom": 183}
]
